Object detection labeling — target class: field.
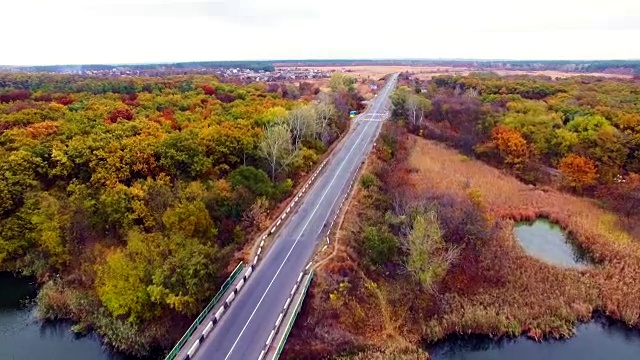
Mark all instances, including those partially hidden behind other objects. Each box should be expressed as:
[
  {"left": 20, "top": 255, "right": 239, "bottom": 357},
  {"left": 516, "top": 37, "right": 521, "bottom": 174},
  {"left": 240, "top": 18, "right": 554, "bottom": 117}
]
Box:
[
  {"left": 283, "top": 125, "right": 640, "bottom": 359},
  {"left": 277, "top": 65, "right": 634, "bottom": 81}
]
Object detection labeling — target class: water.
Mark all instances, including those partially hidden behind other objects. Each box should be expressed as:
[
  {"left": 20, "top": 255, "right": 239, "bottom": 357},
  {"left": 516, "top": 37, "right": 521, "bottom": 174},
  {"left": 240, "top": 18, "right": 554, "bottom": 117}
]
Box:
[
  {"left": 0, "top": 272, "right": 132, "bottom": 360},
  {"left": 428, "top": 315, "right": 640, "bottom": 360},
  {"left": 513, "top": 218, "right": 590, "bottom": 268}
]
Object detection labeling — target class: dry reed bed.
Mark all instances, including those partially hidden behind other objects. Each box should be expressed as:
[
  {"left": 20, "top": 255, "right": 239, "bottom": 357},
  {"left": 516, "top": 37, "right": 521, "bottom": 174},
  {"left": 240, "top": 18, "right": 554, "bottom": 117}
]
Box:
[{"left": 406, "top": 136, "right": 640, "bottom": 338}]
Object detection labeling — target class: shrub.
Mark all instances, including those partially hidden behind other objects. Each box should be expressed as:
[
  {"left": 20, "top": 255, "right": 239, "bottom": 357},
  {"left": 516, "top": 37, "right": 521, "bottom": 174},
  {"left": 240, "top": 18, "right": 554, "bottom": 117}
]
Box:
[
  {"left": 359, "top": 173, "right": 377, "bottom": 190},
  {"left": 362, "top": 226, "right": 397, "bottom": 267}
]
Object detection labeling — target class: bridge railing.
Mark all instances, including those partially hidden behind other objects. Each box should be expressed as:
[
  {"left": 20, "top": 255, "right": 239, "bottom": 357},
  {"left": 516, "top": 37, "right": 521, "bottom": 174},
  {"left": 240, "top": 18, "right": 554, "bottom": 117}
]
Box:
[
  {"left": 272, "top": 270, "right": 314, "bottom": 359},
  {"left": 164, "top": 262, "right": 244, "bottom": 360}
]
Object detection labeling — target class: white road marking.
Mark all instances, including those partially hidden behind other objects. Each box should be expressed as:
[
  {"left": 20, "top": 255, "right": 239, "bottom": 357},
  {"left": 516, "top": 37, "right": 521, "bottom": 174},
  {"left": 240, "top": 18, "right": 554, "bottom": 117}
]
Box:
[
  {"left": 218, "top": 77, "right": 397, "bottom": 360},
  {"left": 222, "top": 117, "right": 376, "bottom": 360}
]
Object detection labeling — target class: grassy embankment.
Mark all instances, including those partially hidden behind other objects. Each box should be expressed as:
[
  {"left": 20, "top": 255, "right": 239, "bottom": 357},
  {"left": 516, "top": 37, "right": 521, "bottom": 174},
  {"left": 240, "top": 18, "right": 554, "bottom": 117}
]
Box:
[{"left": 284, "top": 123, "right": 640, "bottom": 359}]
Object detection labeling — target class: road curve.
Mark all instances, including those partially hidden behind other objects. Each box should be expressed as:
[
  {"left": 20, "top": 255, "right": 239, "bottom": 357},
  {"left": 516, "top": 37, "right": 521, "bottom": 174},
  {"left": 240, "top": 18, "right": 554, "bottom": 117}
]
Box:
[{"left": 193, "top": 74, "right": 398, "bottom": 360}]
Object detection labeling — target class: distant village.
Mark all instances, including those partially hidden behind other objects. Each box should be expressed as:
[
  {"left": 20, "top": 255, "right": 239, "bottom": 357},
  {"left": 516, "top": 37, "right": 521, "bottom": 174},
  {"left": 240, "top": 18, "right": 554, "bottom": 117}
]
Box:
[{"left": 3, "top": 65, "right": 333, "bottom": 83}]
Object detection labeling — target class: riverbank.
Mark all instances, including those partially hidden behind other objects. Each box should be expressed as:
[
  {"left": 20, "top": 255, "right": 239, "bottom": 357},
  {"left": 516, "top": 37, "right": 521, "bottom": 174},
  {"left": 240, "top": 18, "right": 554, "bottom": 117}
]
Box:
[
  {"left": 283, "top": 123, "right": 640, "bottom": 358},
  {"left": 0, "top": 272, "right": 137, "bottom": 360},
  {"left": 428, "top": 313, "right": 640, "bottom": 360}
]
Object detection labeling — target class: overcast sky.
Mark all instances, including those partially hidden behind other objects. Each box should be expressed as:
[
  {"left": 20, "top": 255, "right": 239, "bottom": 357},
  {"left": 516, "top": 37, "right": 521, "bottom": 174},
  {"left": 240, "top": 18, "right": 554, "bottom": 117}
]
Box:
[{"left": 2, "top": 0, "right": 640, "bottom": 65}]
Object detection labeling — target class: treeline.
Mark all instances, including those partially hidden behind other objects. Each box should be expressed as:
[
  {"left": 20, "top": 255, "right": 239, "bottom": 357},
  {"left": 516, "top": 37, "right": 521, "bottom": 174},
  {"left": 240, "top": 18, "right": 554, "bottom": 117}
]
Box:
[
  {"left": 6, "top": 61, "right": 275, "bottom": 73},
  {"left": 472, "top": 60, "right": 640, "bottom": 75},
  {"left": 390, "top": 73, "right": 640, "bottom": 213},
  {"left": 0, "top": 72, "right": 363, "bottom": 354}
]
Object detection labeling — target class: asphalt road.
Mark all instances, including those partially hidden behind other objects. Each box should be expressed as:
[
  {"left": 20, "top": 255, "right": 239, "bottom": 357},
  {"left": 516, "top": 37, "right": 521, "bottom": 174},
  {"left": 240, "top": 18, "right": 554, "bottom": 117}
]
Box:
[{"left": 194, "top": 74, "right": 398, "bottom": 360}]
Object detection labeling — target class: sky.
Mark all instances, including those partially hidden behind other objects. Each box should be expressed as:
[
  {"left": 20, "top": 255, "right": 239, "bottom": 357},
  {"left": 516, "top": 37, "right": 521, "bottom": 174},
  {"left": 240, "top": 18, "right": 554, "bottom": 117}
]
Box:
[{"left": 2, "top": 0, "right": 640, "bottom": 65}]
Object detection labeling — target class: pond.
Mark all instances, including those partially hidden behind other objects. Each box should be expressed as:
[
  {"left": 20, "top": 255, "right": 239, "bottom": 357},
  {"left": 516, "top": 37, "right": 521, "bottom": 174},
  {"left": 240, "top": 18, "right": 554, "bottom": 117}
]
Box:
[
  {"left": 428, "top": 315, "right": 640, "bottom": 360},
  {"left": 513, "top": 218, "right": 591, "bottom": 268},
  {"left": 0, "top": 272, "right": 135, "bottom": 360}
]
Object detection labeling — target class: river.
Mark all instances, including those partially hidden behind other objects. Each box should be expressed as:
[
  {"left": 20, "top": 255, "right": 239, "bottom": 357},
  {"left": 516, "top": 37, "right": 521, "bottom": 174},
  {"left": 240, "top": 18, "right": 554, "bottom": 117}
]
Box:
[
  {"left": 0, "top": 272, "right": 134, "bottom": 360},
  {"left": 428, "top": 315, "right": 640, "bottom": 360}
]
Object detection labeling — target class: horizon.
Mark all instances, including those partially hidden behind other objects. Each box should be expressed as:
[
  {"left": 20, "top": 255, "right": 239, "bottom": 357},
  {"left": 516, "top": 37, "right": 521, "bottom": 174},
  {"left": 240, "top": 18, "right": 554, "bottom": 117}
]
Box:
[{"left": 4, "top": 57, "right": 640, "bottom": 68}]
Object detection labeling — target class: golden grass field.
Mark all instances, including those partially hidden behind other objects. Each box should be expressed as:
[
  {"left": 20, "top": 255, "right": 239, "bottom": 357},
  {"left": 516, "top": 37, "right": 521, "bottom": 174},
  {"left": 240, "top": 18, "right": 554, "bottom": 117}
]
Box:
[
  {"left": 278, "top": 65, "right": 634, "bottom": 80},
  {"left": 284, "top": 128, "right": 640, "bottom": 359}
]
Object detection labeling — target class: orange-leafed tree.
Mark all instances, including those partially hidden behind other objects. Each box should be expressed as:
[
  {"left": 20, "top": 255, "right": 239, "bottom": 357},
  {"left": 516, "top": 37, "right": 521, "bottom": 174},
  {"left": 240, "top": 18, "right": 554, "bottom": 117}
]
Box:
[
  {"left": 558, "top": 154, "right": 598, "bottom": 191},
  {"left": 489, "top": 125, "right": 531, "bottom": 169}
]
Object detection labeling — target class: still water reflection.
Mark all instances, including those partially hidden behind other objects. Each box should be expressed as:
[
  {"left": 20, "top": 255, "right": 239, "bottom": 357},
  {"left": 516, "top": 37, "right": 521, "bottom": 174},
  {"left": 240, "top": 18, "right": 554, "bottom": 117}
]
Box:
[
  {"left": 429, "top": 316, "right": 640, "bottom": 360},
  {"left": 513, "top": 218, "right": 591, "bottom": 268},
  {"left": 0, "top": 272, "right": 133, "bottom": 360}
]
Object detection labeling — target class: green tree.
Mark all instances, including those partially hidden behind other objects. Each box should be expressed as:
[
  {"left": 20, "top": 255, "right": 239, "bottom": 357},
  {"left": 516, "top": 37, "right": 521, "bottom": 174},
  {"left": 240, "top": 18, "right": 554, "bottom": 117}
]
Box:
[
  {"left": 156, "top": 132, "right": 209, "bottom": 179},
  {"left": 30, "top": 194, "right": 70, "bottom": 270},
  {"left": 228, "top": 166, "right": 275, "bottom": 199},
  {"left": 502, "top": 101, "right": 563, "bottom": 158},
  {"left": 162, "top": 201, "right": 216, "bottom": 240},
  {"left": 96, "top": 247, "right": 152, "bottom": 322},
  {"left": 329, "top": 72, "right": 356, "bottom": 93},
  {"left": 404, "top": 210, "right": 458, "bottom": 292},
  {"left": 362, "top": 226, "right": 397, "bottom": 266}
]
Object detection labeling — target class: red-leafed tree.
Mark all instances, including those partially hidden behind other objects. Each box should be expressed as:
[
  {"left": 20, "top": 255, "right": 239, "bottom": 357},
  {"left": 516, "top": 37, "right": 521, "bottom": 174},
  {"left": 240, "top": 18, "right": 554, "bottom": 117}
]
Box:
[
  {"left": 215, "top": 92, "right": 236, "bottom": 104},
  {"left": 106, "top": 108, "right": 134, "bottom": 124},
  {"left": 121, "top": 93, "right": 139, "bottom": 107},
  {"left": 54, "top": 94, "right": 75, "bottom": 106},
  {"left": 202, "top": 84, "right": 216, "bottom": 96},
  {"left": 33, "top": 93, "right": 53, "bottom": 102},
  {"left": 0, "top": 89, "right": 31, "bottom": 103}
]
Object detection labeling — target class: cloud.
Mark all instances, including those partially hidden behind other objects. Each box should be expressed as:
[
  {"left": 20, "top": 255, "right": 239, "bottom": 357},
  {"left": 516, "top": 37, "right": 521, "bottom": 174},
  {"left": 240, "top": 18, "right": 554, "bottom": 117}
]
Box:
[
  {"left": 1, "top": 0, "right": 639, "bottom": 65},
  {"left": 79, "top": 0, "right": 320, "bottom": 26}
]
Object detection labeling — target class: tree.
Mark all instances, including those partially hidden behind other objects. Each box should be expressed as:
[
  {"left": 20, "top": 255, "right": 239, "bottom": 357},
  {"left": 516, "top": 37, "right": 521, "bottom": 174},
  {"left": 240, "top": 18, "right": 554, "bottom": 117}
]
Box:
[
  {"left": 96, "top": 246, "right": 152, "bottom": 322},
  {"left": 403, "top": 210, "right": 458, "bottom": 292},
  {"left": 259, "top": 123, "right": 296, "bottom": 181},
  {"left": 362, "top": 226, "right": 397, "bottom": 266},
  {"left": 0, "top": 150, "right": 40, "bottom": 216},
  {"left": 228, "top": 166, "right": 275, "bottom": 200},
  {"left": 287, "top": 105, "right": 317, "bottom": 149},
  {"left": 96, "top": 229, "right": 223, "bottom": 321},
  {"left": 405, "top": 94, "right": 431, "bottom": 128},
  {"left": 558, "top": 154, "right": 598, "bottom": 191},
  {"left": 162, "top": 201, "right": 216, "bottom": 240},
  {"left": 329, "top": 72, "right": 356, "bottom": 93},
  {"left": 502, "top": 101, "right": 563, "bottom": 158},
  {"left": 390, "top": 86, "right": 412, "bottom": 119},
  {"left": 488, "top": 125, "right": 531, "bottom": 169},
  {"left": 30, "top": 194, "right": 70, "bottom": 270},
  {"left": 313, "top": 100, "right": 335, "bottom": 145},
  {"left": 106, "top": 108, "right": 134, "bottom": 124},
  {"left": 597, "top": 173, "right": 640, "bottom": 217},
  {"left": 156, "top": 132, "right": 209, "bottom": 179}
]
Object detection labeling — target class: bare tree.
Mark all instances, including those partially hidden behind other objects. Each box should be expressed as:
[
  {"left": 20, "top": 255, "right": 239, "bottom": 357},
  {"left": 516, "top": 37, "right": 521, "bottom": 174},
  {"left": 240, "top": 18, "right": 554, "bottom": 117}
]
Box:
[
  {"left": 259, "top": 122, "right": 296, "bottom": 181},
  {"left": 287, "top": 105, "right": 317, "bottom": 149},
  {"left": 405, "top": 94, "right": 431, "bottom": 128},
  {"left": 314, "top": 101, "right": 336, "bottom": 145},
  {"left": 406, "top": 95, "right": 421, "bottom": 127}
]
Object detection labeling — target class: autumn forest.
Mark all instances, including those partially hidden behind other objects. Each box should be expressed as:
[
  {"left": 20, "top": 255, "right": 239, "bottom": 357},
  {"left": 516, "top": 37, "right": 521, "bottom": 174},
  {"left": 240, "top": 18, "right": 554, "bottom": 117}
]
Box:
[{"left": 0, "top": 72, "right": 365, "bottom": 355}]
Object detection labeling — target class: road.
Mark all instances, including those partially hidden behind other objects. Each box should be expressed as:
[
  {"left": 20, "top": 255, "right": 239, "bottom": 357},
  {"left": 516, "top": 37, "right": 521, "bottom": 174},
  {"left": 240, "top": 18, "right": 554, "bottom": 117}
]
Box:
[{"left": 193, "top": 74, "right": 398, "bottom": 360}]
